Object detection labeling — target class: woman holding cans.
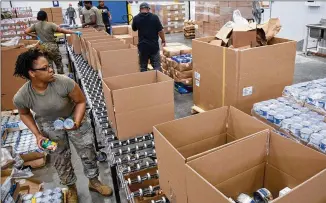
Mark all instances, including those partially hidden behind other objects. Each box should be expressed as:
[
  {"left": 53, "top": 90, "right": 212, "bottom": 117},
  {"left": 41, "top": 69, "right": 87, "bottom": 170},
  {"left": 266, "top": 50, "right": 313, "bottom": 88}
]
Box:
[{"left": 13, "top": 49, "right": 112, "bottom": 203}]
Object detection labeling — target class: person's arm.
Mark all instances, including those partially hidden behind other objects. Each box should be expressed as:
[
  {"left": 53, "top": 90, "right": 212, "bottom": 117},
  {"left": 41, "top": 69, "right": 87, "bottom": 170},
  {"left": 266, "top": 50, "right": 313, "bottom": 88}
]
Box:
[
  {"left": 107, "top": 7, "right": 112, "bottom": 20},
  {"left": 74, "top": 9, "right": 77, "bottom": 18},
  {"left": 56, "top": 27, "right": 76, "bottom": 34},
  {"left": 156, "top": 16, "right": 166, "bottom": 46},
  {"left": 68, "top": 83, "right": 86, "bottom": 129},
  {"left": 24, "top": 26, "right": 37, "bottom": 37},
  {"left": 132, "top": 17, "right": 137, "bottom": 31},
  {"left": 17, "top": 108, "right": 46, "bottom": 149},
  {"left": 158, "top": 31, "right": 166, "bottom": 47}
]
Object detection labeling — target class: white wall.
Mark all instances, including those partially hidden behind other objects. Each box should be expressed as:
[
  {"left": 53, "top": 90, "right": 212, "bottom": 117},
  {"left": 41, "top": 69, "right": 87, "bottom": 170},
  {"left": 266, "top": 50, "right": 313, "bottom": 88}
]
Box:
[{"left": 269, "top": 1, "right": 326, "bottom": 41}]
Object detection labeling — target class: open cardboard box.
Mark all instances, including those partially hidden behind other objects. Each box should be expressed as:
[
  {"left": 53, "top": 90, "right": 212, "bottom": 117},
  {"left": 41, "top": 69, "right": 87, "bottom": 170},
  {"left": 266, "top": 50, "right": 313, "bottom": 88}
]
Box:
[
  {"left": 153, "top": 106, "right": 271, "bottom": 203},
  {"left": 192, "top": 36, "right": 296, "bottom": 114},
  {"left": 2, "top": 40, "right": 39, "bottom": 110},
  {"left": 80, "top": 33, "right": 108, "bottom": 60},
  {"left": 102, "top": 71, "right": 174, "bottom": 140},
  {"left": 114, "top": 34, "right": 134, "bottom": 45},
  {"left": 186, "top": 132, "right": 326, "bottom": 203},
  {"left": 92, "top": 43, "right": 129, "bottom": 71},
  {"left": 99, "top": 44, "right": 139, "bottom": 78}
]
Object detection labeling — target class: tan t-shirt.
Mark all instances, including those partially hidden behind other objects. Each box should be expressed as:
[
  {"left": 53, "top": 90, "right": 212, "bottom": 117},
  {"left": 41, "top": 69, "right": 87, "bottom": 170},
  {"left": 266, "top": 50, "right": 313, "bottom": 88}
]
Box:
[
  {"left": 30, "top": 21, "right": 57, "bottom": 43},
  {"left": 82, "top": 6, "right": 104, "bottom": 28},
  {"left": 13, "top": 75, "right": 76, "bottom": 122}
]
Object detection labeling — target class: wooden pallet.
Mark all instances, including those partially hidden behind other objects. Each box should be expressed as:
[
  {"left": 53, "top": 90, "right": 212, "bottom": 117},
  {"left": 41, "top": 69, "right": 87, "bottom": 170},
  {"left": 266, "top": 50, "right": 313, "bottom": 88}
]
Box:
[{"left": 191, "top": 105, "right": 205, "bottom": 114}]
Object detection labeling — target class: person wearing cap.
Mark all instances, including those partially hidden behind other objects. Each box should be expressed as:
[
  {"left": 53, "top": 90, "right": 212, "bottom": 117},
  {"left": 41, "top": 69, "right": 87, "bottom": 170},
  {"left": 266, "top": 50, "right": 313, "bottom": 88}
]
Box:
[
  {"left": 132, "top": 2, "right": 166, "bottom": 72},
  {"left": 66, "top": 3, "right": 77, "bottom": 25},
  {"left": 24, "top": 10, "right": 82, "bottom": 74},
  {"left": 81, "top": 1, "right": 105, "bottom": 31}
]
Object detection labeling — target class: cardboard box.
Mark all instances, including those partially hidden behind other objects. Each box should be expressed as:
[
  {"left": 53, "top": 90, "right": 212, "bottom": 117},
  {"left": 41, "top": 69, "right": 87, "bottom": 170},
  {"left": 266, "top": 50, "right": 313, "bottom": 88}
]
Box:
[
  {"left": 1, "top": 40, "right": 39, "bottom": 111},
  {"left": 128, "top": 25, "right": 138, "bottom": 37},
  {"left": 231, "top": 30, "right": 257, "bottom": 48},
  {"left": 186, "top": 132, "right": 326, "bottom": 203},
  {"left": 80, "top": 33, "right": 109, "bottom": 61},
  {"left": 102, "top": 71, "right": 174, "bottom": 140},
  {"left": 133, "top": 36, "right": 139, "bottom": 45},
  {"left": 52, "top": 12, "right": 62, "bottom": 18},
  {"left": 154, "top": 106, "right": 271, "bottom": 203},
  {"left": 99, "top": 44, "right": 139, "bottom": 78},
  {"left": 112, "top": 25, "right": 129, "bottom": 35},
  {"left": 51, "top": 7, "right": 62, "bottom": 13},
  {"left": 40, "top": 8, "right": 51, "bottom": 13},
  {"left": 192, "top": 37, "right": 296, "bottom": 114},
  {"left": 114, "top": 34, "right": 133, "bottom": 45},
  {"left": 47, "top": 15, "right": 53, "bottom": 22},
  {"left": 71, "top": 29, "right": 96, "bottom": 54}
]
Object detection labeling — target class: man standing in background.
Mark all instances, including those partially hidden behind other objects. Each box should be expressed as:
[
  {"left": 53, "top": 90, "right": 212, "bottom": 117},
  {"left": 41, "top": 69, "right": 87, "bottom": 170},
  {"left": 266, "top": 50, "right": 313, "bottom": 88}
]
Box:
[
  {"left": 81, "top": 1, "right": 105, "bottom": 31},
  {"left": 132, "top": 2, "right": 166, "bottom": 72},
  {"left": 97, "top": 1, "right": 112, "bottom": 34},
  {"left": 66, "top": 3, "right": 76, "bottom": 25}
]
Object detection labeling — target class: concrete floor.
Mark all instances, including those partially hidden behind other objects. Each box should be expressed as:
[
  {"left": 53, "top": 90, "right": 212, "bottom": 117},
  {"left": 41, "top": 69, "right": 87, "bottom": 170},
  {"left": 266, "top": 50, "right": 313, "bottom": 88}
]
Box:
[{"left": 31, "top": 34, "right": 326, "bottom": 203}]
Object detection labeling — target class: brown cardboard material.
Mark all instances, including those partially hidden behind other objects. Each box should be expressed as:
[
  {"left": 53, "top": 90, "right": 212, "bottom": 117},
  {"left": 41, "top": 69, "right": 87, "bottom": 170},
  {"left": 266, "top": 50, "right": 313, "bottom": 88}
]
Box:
[
  {"left": 133, "top": 36, "right": 139, "bottom": 45},
  {"left": 112, "top": 25, "right": 129, "bottom": 35},
  {"left": 52, "top": 13, "right": 62, "bottom": 18},
  {"left": 114, "top": 34, "right": 133, "bottom": 45},
  {"left": 99, "top": 44, "right": 139, "bottom": 78},
  {"left": 81, "top": 34, "right": 109, "bottom": 61},
  {"left": 1, "top": 40, "right": 39, "bottom": 110},
  {"left": 102, "top": 71, "right": 174, "bottom": 140},
  {"left": 154, "top": 106, "right": 271, "bottom": 203},
  {"left": 192, "top": 36, "right": 296, "bottom": 114},
  {"left": 186, "top": 132, "right": 326, "bottom": 203},
  {"left": 128, "top": 25, "right": 138, "bottom": 37},
  {"left": 50, "top": 7, "right": 62, "bottom": 13}
]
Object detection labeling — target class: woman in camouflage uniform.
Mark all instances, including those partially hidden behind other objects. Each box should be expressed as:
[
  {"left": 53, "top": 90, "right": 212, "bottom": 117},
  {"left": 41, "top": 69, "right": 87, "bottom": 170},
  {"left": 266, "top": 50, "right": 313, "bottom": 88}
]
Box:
[{"left": 25, "top": 11, "right": 82, "bottom": 74}]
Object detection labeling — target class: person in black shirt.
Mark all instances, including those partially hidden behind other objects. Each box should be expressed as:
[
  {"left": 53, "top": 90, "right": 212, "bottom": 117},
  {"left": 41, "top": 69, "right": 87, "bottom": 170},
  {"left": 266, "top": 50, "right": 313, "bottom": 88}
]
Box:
[
  {"left": 132, "top": 2, "right": 166, "bottom": 72},
  {"left": 97, "top": 1, "right": 111, "bottom": 34}
]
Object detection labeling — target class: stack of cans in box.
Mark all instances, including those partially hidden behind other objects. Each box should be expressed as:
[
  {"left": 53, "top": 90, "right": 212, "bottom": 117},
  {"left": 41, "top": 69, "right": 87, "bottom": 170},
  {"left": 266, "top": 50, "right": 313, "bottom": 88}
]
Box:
[
  {"left": 283, "top": 78, "right": 326, "bottom": 114},
  {"left": 5, "top": 115, "right": 21, "bottom": 129},
  {"left": 253, "top": 97, "right": 326, "bottom": 154},
  {"left": 171, "top": 54, "right": 192, "bottom": 64},
  {"left": 22, "top": 188, "right": 63, "bottom": 203},
  {"left": 3, "top": 129, "right": 39, "bottom": 154},
  {"left": 1, "top": 115, "right": 9, "bottom": 136}
]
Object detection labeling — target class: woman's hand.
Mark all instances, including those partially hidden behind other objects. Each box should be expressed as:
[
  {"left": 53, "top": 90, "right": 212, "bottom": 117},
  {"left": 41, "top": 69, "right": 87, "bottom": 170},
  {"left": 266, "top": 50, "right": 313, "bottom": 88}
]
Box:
[{"left": 35, "top": 134, "right": 47, "bottom": 150}]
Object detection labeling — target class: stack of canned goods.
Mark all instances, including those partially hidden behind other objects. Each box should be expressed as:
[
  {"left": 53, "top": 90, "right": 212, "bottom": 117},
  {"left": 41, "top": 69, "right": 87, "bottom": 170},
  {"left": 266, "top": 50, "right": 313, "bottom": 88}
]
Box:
[
  {"left": 16, "top": 130, "right": 38, "bottom": 154},
  {"left": 22, "top": 188, "right": 63, "bottom": 203},
  {"left": 283, "top": 78, "right": 326, "bottom": 113},
  {"left": 253, "top": 97, "right": 326, "bottom": 153},
  {"left": 5, "top": 115, "right": 21, "bottom": 129},
  {"left": 3, "top": 131, "right": 19, "bottom": 149}
]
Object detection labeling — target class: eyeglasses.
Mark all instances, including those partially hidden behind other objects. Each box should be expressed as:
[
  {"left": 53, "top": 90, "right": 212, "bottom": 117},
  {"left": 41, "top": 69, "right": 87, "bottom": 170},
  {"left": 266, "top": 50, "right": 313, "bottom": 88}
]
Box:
[{"left": 32, "top": 65, "right": 52, "bottom": 72}]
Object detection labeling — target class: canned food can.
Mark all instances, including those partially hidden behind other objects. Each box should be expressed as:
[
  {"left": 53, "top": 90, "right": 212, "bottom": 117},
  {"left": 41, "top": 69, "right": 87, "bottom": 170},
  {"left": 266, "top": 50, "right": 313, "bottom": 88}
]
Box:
[
  {"left": 299, "top": 107, "right": 310, "bottom": 113},
  {"left": 41, "top": 139, "right": 57, "bottom": 151},
  {"left": 253, "top": 104, "right": 263, "bottom": 115},
  {"left": 23, "top": 194, "right": 34, "bottom": 201},
  {"left": 274, "top": 114, "right": 285, "bottom": 126},
  {"left": 64, "top": 118, "right": 75, "bottom": 129},
  {"left": 300, "top": 128, "right": 313, "bottom": 142},
  {"left": 309, "top": 133, "right": 324, "bottom": 146},
  {"left": 290, "top": 123, "right": 303, "bottom": 137},
  {"left": 301, "top": 121, "right": 311, "bottom": 128},
  {"left": 283, "top": 111, "right": 294, "bottom": 119},
  {"left": 268, "top": 104, "right": 278, "bottom": 110},
  {"left": 311, "top": 125, "right": 321, "bottom": 133},
  {"left": 267, "top": 110, "right": 276, "bottom": 123},
  {"left": 261, "top": 107, "right": 270, "bottom": 118},
  {"left": 319, "top": 139, "right": 326, "bottom": 153},
  {"left": 43, "top": 189, "right": 53, "bottom": 196},
  {"left": 53, "top": 187, "right": 62, "bottom": 194},
  {"left": 291, "top": 116, "right": 303, "bottom": 123},
  {"left": 253, "top": 188, "right": 273, "bottom": 203},
  {"left": 35, "top": 197, "right": 43, "bottom": 203},
  {"left": 281, "top": 119, "right": 293, "bottom": 130},
  {"left": 237, "top": 193, "right": 255, "bottom": 203},
  {"left": 293, "top": 110, "right": 301, "bottom": 116}
]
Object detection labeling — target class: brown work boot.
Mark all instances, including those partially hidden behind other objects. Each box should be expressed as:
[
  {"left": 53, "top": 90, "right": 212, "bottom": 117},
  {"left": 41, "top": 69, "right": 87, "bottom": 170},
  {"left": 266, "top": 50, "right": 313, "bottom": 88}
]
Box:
[
  {"left": 67, "top": 184, "right": 78, "bottom": 203},
  {"left": 89, "top": 178, "right": 113, "bottom": 196}
]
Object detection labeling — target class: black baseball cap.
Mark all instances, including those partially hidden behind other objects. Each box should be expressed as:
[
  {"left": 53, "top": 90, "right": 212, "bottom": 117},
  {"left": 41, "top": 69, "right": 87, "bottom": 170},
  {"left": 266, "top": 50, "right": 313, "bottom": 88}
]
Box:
[{"left": 140, "top": 2, "right": 150, "bottom": 9}]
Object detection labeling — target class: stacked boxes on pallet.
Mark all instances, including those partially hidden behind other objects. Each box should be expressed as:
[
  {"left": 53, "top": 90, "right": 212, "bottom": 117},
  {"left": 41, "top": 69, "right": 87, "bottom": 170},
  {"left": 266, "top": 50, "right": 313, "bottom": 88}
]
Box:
[
  {"left": 40, "top": 7, "right": 63, "bottom": 25},
  {"left": 195, "top": 1, "right": 252, "bottom": 37},
  {"left": 183, "top": 20, "right": 196, "bottom": 39},
  {"left": 150, "top": 3, "right": 186, "bottom": 34},
  {"left": 160, "top": 43, "right": 193, "bottom": 86},
  {"left": 112, "top": 25, "right": 139, "bottom": 46}
]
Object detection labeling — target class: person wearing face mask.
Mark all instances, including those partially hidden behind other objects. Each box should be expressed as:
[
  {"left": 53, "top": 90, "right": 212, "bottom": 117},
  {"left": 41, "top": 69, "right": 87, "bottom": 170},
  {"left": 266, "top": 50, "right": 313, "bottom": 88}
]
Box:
[
  {"left": 13, "top": 49, "right": 113, "bottom": 203},
  {"left": 132, "top": 2, "right": 166, "bottom": 72},
  {"left": 66, "top": 3, "right": 77, "bottom": 25}
]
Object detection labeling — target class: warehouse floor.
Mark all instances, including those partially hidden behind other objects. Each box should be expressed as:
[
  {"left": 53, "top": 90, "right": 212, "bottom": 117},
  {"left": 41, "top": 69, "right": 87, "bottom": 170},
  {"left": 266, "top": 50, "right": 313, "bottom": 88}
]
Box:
[{"left": 32, "top": 33, "right": 326, "bottom": 203}]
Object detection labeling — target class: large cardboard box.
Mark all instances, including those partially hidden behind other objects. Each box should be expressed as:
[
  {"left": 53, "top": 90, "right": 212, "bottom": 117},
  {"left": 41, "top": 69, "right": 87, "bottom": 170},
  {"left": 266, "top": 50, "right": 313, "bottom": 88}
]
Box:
[
  {"left": 154, "top": 106, "right": 271, "bottom": 203},
  {"left": 186, "top": 132, "right": 326, "bottom": 203},
  {"left": 80, "top": 33, "right": 108, "bottom": 61},
  {"left": 112, "top": 25, "right": 129, "bottom": 35},
  {"left": 128, "top": 25, "right": 138, "bottom": 37},
  {"left": 1, "top": 40, "right": 39, "bottom": 110},
  {"left": 99, "top": 44, "right": 139, "bottom": 78},
  {"left": 114, "top": 34, "right": 133, "bottom": 45},
  {"left": 192, "top": 37, "right": 296, "bottom": 114},
  {"left": 50, "top": 7, "right": 62, "bottom": 13},
  {"left": 71, "top": 28, "right": 96, "bottom": 54},
  {"left": 102, "top": 71, "right": 174, "bottom": 140}
]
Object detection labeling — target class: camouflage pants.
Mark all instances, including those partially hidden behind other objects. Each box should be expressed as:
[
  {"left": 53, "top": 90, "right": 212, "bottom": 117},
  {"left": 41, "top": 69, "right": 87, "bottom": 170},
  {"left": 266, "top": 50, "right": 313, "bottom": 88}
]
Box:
[
  {"left": 37, "top": 116, "right": 99, "bottom": 186},
  {"left": 42, "top": 42, "right": 64, "bottom": 74}
]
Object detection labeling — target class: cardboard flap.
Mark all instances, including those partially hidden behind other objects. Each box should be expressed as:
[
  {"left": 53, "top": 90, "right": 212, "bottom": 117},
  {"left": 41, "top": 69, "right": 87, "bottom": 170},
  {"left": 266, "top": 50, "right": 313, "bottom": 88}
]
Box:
[
  {"left": 275, "top": 169, "right": 326, "bottom": 203},
  {"left": 188, "top": 132, "right": 268, "bottom": 186},
  {"left": 216, "top": 162, "right": 265, "bottom": 199},
  {"left": 155, "top": 107, "right": 228, "bottom": 149},
  {"left": 268, "top": 132, "right": 326, "bottom": 182},
  {"left": 227, "top": 106, "right": 270, "bottom": 139},
  {"left": 101, "top": 80, "right": 118, "bottom": 132}
]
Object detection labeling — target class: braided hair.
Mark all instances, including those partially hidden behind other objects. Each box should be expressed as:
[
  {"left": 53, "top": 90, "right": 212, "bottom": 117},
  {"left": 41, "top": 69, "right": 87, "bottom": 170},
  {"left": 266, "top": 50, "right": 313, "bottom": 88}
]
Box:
[{"left": 14, "top": 48, "right": 44, "bottom": 80}]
